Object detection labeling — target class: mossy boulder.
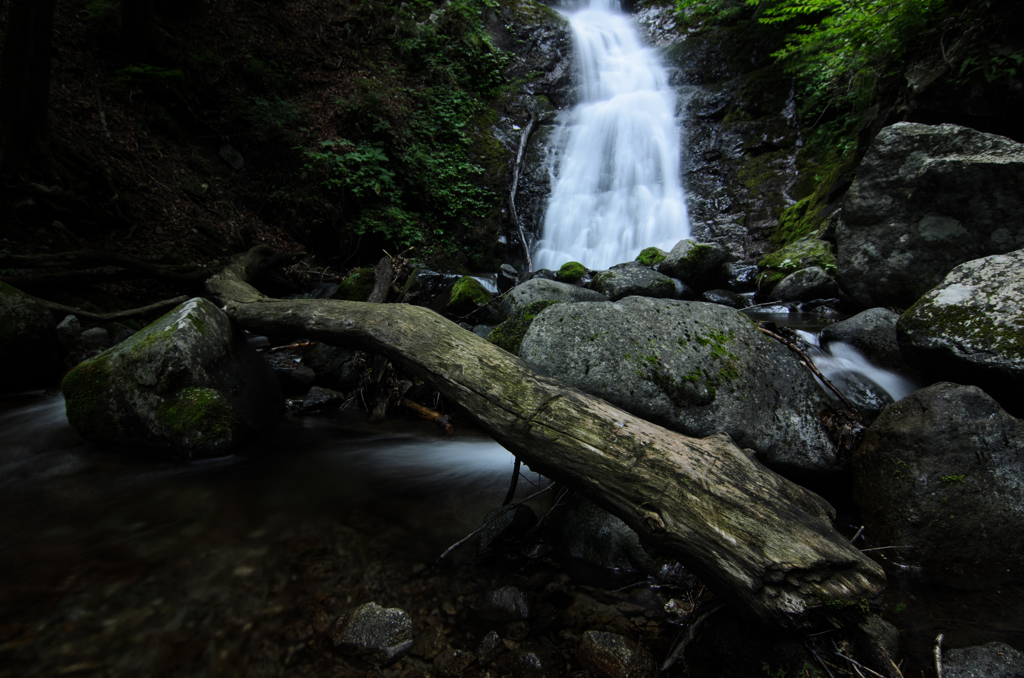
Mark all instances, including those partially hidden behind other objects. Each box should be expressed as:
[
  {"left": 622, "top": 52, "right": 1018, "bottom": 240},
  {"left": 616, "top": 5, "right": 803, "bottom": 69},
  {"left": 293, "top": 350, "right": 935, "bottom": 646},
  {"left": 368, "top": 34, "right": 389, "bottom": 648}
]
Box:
[
  {"left": 767, "top": 266, "right": 839, "bottom": 303},
  {"left": 487, "top": 300, "right": 563, "bottom": 355},
  {"left": 657, "top": 239, "right": 730, "bottom": 292},
  {"left": 852, "top": 382, "right": 1024, "bottom": 588},
  {"left": 635, "top": 247, "right": 668, "bottom": 268},
  {"left": 589, "top": 262, "right": 677, "bottom": 301},
  {"left": 499, "top": 278, "right": 609, "bottom": 319},
  {"left": 445, "top": 276, "right": 494, "bottom": 318},
  {"left": 0, "top": 282, "right": 61, "bottom": 390},
  {"left": 555, "top": 261, "right": 587, "bottom": 284},
  {"left": 333, "top": 268, "right": 376, "bottom": 302},
  {"left": 897, "top": 249, "right": 1024, "bottom": 414},
  {"left": 519, "top": 297, "right": 840, "bottom": 473},
  {"left": 756, "top": 238, "right": 836, "bottom": 293},
  {"left": 60, "top": 297, "right": 282, "bottom": 459}
]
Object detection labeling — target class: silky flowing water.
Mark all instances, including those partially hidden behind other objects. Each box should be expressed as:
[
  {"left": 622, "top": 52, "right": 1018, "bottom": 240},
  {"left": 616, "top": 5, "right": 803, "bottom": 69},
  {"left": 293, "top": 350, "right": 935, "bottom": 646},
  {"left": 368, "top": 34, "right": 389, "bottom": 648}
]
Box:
[{"left": 533, "top": 0, "right": 690, "bottom": 271}]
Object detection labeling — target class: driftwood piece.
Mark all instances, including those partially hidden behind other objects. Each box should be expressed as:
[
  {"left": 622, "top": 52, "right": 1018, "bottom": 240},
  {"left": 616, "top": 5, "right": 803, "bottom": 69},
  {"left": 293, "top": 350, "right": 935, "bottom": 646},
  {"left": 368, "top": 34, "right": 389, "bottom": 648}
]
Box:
[
  {"left": 31, "top": 294, "right": 190, "bottom": 322},
  {"left": 205, "top": 247, "right": 886, "bottom": 630}
]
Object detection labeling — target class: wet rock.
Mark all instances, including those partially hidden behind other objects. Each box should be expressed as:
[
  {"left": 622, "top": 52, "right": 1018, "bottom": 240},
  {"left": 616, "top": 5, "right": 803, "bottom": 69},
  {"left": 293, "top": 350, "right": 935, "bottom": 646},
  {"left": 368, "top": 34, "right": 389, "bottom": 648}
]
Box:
[
  {"left": 299, "top": 386, "right": 347, "bottom": 415},
  {"left": 500, "top": 278, "right": 608, "bottom": 319},
  {"left": 577, "top": 630, "right": 656, "bottom": 678},
  {"left": 699, "top": 288, "right": 749, "bottom": 309},
  {"left": 852, "top": 382, "right": 1024, "bottom": 588},
  {"left": 757, "top": 239, "right": 836, "bottom": 295},
  {"left": 0, "top": 283, "right": 60, "bottom": 389},
  {"left": 721, "top": 263, "right": 759, "bottom": 292},
  {"left": 897, "top": 249, "right": 1024, "bottom": 414},
  {"left": 503, "top": 621, "right": 530, "bottom": 642},
  {"left": 330, "top": 601, "right": 413, "bottom": 665},
  {"left": 60, "top": 297, "right": 282, "bottom": 459},
  {"left": 477, "top": 630, "right": 506, "bottom": 665},
  {"left": 656, "top": 239, "right": 731, "bottom": 292},
  {"left": 944, "top": 641, "right": 1024, "bottom": 678},
  {"left": 855, "top": 615, "right": 903, "bottom": 678},
  {"left": 838, "top": 122, "right": 1024, "bottom": 308},
  {"left": 273, "top": 363, "right": 316, "bottom": 397},
  {"left": 301, "top": 343, "right": 359, "bottom": 392},
  {"left": 473, "top": 325, "right": 494, "bottom": 340},
  {"left": 547, "top": 494, "right": 655, "bottom": 582},
  {"left": 498, "top": 264, "right": 520, "bottom": 293},
  {"left": 480, "top": 586, "right": 529, "bottom": 622},
  {"left": 56, "top": 314, "right": 82, "bottom": 349},
  {"left": 590, "top": 262, "right": 676, "bottom": 301},
  {"left": 820, "top": 307, "right": 917, "bottom": 376},
  {"left": 411, "top": 624, "right": 446, "bottom": 659},
  {"left": 520, "top": 297, "right": 841, "bottom": 473},
  {"left": 671, "top": 278, "right": 697, "bottom": 300},
  {"left": 767, "top": 266, "right": 839, "bottom": 303},
  {"left": 823, "top": 370, "right": 894, "bottom": 424},
  {"left": 434, "top": 647, "right": 476, "bottom": 677},
  {"left": 508, "top": 648, "right": 557, "bottom": 678},
  {"left": 412, "top": 270, "right": 463, "bottom": 303},
  {"left": 479, "top": 504, "right": 538, "bottom": 557},
  {"left": 218, "top": 143, "right": 244, "bottom": 170},
  {"left": 488, "top": 300, "right": 564, "bottom": 356}
]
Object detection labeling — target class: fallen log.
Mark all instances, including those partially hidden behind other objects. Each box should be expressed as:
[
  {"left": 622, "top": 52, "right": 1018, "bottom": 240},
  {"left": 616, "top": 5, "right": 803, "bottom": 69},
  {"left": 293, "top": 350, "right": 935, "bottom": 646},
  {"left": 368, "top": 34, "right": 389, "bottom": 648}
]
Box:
[{"left": 206, "top": 246, "right": 886, "bottom": 630}]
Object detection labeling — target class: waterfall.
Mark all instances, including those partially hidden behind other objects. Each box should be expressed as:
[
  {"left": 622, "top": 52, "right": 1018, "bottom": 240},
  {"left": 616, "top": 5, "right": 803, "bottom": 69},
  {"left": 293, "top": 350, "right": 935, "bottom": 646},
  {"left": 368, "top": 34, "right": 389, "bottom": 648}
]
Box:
[{"left": 533, "top": 0, "right": 690, "bottom": 272}]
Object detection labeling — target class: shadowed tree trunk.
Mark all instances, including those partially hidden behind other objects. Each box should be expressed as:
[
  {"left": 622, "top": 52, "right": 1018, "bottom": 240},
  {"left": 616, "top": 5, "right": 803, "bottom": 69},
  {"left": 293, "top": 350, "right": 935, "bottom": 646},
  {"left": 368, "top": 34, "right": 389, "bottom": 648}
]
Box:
[
  {"left": 204, "top": 246, "right": 887, "bottom": 631},
  {"left": 0, "top": 0, "right": 58, "bottom": 178}
]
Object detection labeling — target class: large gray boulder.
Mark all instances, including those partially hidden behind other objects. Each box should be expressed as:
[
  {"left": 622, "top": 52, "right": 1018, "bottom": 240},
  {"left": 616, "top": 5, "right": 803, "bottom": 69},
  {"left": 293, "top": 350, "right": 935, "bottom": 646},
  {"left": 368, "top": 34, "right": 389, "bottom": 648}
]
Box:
[
  {"left": 838, "top": 122, "right": 1024, "bottom": 308},
  {"left": 500, "top": 277, "right": 608, "bottom": 318},
  {"left": 852, "top": 382, "right": 1024, "bottom": 589},
  {"left": 61, "top": 297, "right": 282, "bottom": 459},
  {"left": 767, "top": 266, "right": 839, "bottom": 303},
  {"left": 0, "top": 282, "right": 60, "bottom": 389},
  {"left": 519, "top": 297, "right": 840, "bottom": 472},
  {"left": 590, "top": 261, "right": 676, "bottom": 301},
  {"left": 897, "top": 249, "right": 1024, "bottom": 414}
]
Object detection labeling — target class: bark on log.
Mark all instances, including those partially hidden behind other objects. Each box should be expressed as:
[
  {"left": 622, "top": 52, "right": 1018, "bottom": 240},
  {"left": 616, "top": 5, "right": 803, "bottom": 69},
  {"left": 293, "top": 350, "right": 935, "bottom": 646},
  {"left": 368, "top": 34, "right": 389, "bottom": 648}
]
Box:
[{"left": 205, "top": 247, "right": 886, "bottom": 630}]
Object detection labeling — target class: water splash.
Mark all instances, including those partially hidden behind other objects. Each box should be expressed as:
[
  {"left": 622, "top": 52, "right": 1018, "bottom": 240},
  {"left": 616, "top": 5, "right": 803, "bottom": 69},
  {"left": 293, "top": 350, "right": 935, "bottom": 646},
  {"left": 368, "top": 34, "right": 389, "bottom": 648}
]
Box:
[{"left": 533, "top": 0, "right": 689, "bottom": 271}]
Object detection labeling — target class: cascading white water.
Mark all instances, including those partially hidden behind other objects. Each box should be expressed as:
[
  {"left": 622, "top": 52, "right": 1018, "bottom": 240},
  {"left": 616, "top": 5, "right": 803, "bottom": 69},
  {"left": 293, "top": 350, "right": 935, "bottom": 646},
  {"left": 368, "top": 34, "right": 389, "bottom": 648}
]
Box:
[{"left": 533, "top": 0, "right": 690, "bottom": 271}]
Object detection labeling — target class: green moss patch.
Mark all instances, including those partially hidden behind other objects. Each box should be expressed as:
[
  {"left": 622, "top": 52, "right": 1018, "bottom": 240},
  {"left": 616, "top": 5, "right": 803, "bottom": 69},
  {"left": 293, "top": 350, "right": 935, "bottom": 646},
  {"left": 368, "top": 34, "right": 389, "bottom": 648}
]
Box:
[
  {"left": 756, "top": 238, "right": 836, "bottom": 292},
  {"left": 636, "top": 247, "right": 667, "bottom": 267},
  {"left": 446, "top": 276, "right": 493, "bottom": 316},
  {"left": 157, "top": 387, "right": 238, "bottom": 448},
  {"left": 333, "top": 268, "right": 376, "bottom": 302},
  {"left": 61, "top": 355, "right": 118, "bottom": 441},
  {"left": 556, "top": 261, "right": 587, "bottom": 284},
  {"left": 487, "top": 300, "right": 563, "bottom": 355}
]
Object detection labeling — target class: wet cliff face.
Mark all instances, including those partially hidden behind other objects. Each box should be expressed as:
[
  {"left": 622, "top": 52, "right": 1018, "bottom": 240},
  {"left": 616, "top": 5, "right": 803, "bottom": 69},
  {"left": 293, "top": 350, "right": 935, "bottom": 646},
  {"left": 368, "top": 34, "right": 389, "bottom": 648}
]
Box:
[
  {"left": 486, "top": 0, "right": 575, "bottom": 271},
  {"left": 656, "top": 11, "right": 802, "bottom": 264}
]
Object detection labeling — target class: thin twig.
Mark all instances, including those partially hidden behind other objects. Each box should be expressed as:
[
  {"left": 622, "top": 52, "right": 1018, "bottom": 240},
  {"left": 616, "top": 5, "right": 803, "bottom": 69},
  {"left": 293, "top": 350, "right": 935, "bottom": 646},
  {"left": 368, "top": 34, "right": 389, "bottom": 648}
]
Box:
[
  {"left": 659, "top": 603, "right": 725, "bottom": 674},
  {"left": 850, "top": 525, "right": 865, "bottom": 543},
  {"left": 833, "top": 640, "right": 887, "bottom": 678},
  {"left": 502, "top": 458, "right": 522, "bottom": 506},
  {"left": 809, "top": 647, "right": 837, "bottom": 678},
  {"left": 759, "top": 326, "right": 860, "bottom": 413},
  {"left": 934, "top": 633, "right": 944, "bottom": 678},
  {"left": 432, "top": 485, "right": 554, "bottom": 567}
]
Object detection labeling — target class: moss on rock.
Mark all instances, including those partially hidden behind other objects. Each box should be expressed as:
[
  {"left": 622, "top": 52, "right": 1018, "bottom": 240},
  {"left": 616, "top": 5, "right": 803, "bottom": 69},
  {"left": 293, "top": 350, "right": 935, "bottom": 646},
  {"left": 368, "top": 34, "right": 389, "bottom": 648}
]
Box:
[
  {"left": 556, "top": 261, "right": 587, "bottom": 284},
  {"left": 61, "top": 355, "right": 117, "bottom": 440},
  {"left": 757, "top": 238, "right": 836, "bottom": 292},
  {"left": 635, "top": 248, "right": 668, "bottom": 267},
  {"left": 488, "top": 300, "right": 563, "bottom": 355},
  {"left": 446, "top": 276, "right": 493, "bottom": 316},
  {"left": 333, "top": 268, "right": 376, "bottom": 302},
  {"left": 157, "top": 387, "right": 239, "bottom": 451}
]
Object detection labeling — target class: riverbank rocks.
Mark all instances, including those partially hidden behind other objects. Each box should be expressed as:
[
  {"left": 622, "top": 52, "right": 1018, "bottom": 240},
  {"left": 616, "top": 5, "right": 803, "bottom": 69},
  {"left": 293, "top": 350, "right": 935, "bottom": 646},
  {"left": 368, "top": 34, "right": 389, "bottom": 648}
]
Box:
[
  {"left": 852, "top": 382, "right": 1024, "bottom": 589},
  {"left": 756, "top": 238, "right": 836, "bottom": 294},
  {"left": 897, "top": 249, "right": 1024, "bottom": 414},
  {"left": 500, "top": 278, "right": 607, "bottom": 319},
  {"left": 519, "top": 297, "right": 841, "bottom": 473},
  {"left": 838, "top": 122, "right": 1024, "bottom": 308},
  {"left": 656, "top": 239, "right": 730, "bottom": 291},
  {"left": 0, "top": 283, "right": 60, "bottom": 390},
  {"left": 590, "top": 262, "right": 676, "bottom": 301},
  {"left": 60, "top": 297, "right": 282, "bottom": 459},
  {"left": 330, "top": 601, "right": 413, "bottom": 665}
]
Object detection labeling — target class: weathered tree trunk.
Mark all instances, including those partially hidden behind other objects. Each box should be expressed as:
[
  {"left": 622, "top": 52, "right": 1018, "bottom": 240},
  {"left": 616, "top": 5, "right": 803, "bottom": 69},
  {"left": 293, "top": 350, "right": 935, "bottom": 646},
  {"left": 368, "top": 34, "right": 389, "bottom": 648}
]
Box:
[
  {"left": 206, "top": 247, "right": 886, "bottom": 630},
  {"left": 0, "top": 0, "right": 58, "bottom": 178}
]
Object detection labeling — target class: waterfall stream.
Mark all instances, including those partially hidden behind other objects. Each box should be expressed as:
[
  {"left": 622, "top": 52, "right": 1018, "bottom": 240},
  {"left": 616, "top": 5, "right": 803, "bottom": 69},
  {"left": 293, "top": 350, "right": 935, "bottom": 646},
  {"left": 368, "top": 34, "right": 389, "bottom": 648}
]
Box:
[{"left": 533, "top": 0, "right": 690, "bottom": 271}]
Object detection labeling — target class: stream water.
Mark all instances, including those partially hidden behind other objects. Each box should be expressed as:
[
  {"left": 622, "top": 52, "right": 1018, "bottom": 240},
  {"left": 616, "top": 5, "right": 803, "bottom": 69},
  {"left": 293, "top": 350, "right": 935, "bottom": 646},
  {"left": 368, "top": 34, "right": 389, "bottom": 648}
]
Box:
[{"left": 533, "top": 0, "right": 689, "bottom": 271}]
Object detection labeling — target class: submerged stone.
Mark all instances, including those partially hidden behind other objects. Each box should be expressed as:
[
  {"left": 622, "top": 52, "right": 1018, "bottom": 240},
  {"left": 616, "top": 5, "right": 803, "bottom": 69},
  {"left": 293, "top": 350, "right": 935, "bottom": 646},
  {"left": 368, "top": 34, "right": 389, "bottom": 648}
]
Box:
[{"left": 330, "top": 601, "right": 413, "bottom": 665}]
